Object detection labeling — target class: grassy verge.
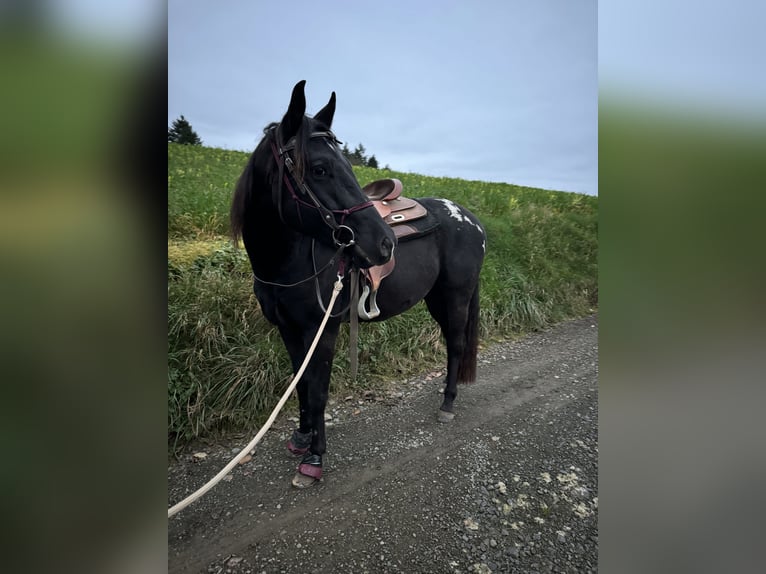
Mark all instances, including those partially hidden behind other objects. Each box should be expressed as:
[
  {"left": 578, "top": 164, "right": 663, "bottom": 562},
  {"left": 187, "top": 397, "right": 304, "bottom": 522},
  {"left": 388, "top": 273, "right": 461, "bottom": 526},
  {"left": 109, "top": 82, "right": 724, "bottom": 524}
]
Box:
[{"left": 168, "top": 144, "right": 597, "bottom": 445}]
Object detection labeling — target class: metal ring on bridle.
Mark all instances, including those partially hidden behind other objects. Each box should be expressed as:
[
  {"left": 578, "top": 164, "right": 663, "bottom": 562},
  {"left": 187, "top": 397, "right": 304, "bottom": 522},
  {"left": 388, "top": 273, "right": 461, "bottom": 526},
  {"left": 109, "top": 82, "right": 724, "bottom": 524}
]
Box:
[{"left": 332, "top": 225, "right": 356, "bottom": 247}]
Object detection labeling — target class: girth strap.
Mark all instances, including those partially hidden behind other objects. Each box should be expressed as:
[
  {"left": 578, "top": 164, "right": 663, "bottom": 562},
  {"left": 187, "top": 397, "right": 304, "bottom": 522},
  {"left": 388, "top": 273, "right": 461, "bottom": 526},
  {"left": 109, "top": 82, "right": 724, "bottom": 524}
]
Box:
[{"left": 349, "top": 269, "right": 360, "bottom": 380}]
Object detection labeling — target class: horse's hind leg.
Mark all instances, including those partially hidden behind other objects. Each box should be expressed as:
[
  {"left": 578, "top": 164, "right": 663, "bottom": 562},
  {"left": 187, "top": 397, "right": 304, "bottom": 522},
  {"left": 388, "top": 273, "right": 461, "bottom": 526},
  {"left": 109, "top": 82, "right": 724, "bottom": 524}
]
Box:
[{"left": 425, "top": 287, "right": 473, "bottom": 423}]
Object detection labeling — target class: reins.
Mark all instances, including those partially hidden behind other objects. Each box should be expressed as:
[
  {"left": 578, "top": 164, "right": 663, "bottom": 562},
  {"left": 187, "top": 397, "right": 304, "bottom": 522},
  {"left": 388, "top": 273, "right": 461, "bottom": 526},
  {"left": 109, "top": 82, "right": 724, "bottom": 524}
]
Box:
[
  {"left": 252, "top": 243, "right": 346, "bottom": 289},
  {"left": 168, "top": 267, "right": 347, "bottom": 518}
]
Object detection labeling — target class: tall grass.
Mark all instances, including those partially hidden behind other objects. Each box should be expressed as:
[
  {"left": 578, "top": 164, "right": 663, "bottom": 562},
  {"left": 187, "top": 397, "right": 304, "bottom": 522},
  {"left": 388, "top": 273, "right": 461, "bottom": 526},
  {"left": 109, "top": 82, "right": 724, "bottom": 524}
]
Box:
[
  {"left": 168, "top": 143, "right": 597, "bottom": 444},
  {"left": 168, "top": 144, "right": 250, "bottom": 238}
]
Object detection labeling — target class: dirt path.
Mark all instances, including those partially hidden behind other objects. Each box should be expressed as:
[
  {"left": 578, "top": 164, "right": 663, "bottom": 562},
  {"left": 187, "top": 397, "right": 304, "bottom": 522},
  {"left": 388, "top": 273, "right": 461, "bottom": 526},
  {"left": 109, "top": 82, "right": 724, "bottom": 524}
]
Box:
[{"left": 168, "top": 315, "right": 598, "bottom": 574}]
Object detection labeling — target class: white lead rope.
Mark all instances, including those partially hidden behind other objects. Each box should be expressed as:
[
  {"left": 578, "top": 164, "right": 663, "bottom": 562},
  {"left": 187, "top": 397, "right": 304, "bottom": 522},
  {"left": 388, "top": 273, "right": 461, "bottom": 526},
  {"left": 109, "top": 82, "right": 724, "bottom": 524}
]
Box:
[{"left": 168, "top": 276, "right": 344, "bottom": 518}]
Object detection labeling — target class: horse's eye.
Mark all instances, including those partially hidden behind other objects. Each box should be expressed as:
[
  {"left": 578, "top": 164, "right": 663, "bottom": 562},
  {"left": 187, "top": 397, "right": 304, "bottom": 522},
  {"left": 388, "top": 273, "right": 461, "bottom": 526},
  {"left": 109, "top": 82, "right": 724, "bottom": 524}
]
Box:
[{"left": 312, "top": 166, "right": 327, "bottom": 177}]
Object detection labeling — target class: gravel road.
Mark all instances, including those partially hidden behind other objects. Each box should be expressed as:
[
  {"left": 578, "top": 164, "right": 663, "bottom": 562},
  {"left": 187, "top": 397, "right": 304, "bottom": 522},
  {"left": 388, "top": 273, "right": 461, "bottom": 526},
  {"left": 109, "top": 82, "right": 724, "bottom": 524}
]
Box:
[{"left": 168, "top": 315, "right": 598, "bottom": 574}]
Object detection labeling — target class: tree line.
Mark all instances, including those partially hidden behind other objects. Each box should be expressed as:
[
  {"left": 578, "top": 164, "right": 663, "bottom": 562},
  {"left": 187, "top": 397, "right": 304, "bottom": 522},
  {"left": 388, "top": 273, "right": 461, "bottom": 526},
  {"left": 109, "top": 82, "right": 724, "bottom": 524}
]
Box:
[
  {"left": 341, "top": 143, "right": 379, "bottom": 168},
  {"left": 168, "top": 115, "right": 387, "bottom": 169},
  {"left": 168, "top": 115, "right": 202, "bottom": 145}
]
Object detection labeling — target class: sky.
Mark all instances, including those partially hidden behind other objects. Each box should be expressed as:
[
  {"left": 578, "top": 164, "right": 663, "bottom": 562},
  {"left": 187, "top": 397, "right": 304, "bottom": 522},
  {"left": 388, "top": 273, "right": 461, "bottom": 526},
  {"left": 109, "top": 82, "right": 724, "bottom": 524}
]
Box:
[{"left": 168, "top": 0, "right": 598, "bottom": 195}]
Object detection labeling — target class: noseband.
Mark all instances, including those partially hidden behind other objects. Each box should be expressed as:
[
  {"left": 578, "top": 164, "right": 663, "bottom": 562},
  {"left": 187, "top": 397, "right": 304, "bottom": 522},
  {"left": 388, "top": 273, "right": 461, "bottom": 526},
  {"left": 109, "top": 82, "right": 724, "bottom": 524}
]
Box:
[{"left": 270, "top": 126, "right": 373, "bottom": 248}]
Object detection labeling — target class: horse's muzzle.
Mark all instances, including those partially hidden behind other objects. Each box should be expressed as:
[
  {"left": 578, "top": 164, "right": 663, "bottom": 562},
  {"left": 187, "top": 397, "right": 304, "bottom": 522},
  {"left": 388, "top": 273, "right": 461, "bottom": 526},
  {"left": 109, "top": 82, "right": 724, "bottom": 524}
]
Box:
[{"left": 351, "top": 234, "right": 395, "bottom": 268}]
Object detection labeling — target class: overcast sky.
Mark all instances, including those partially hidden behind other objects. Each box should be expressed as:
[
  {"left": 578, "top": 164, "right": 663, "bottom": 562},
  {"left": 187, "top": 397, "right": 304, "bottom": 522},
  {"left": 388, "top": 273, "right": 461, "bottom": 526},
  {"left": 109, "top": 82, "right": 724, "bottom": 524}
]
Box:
[{"left": 168, "top": 0, "right": 598, "bottom": 195}]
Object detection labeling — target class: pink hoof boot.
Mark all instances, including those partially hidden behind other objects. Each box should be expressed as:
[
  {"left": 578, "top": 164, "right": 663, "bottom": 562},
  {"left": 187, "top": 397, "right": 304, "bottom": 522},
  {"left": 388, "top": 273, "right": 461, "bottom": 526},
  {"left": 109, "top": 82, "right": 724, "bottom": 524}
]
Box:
[
  {"left": 292, "top": 453, "right": 322, "bottom": 488},
  {"left": 297, "top": 462, "right": 323, "bottom": 480}
]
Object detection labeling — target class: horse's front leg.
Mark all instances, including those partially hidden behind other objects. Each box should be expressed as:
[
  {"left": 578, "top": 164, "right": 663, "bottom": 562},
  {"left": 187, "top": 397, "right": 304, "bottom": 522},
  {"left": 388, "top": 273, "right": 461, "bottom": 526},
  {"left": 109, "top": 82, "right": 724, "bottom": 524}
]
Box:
[{"left": 278, "top": 321, "right": 339, "bottom": 488}]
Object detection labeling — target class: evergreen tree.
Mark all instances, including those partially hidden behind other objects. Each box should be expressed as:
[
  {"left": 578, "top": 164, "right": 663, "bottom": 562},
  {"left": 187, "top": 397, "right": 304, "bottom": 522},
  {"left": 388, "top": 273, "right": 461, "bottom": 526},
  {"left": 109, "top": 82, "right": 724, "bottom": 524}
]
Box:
[
  {"left": 340, "top": 141, "right": 387, "bottom": 169},
  {"left": 168, "top": 115, "right": 202, "bottom": 145},
  {"left": 352, "top": 143, "right": 367, "bottom": 166},
  {"left": 341, "top": 143, "right": 353, "bottom": 163}
]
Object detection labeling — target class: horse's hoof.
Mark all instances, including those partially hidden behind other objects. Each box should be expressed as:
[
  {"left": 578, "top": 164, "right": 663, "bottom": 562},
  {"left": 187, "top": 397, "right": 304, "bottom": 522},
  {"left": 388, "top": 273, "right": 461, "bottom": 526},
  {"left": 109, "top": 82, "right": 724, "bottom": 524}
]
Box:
[
  {"left": 291, "top": 472, "right": 319, "bottom": 489},
  {"left": 438, "top": 409, "right": 455, "bottom": 423}
]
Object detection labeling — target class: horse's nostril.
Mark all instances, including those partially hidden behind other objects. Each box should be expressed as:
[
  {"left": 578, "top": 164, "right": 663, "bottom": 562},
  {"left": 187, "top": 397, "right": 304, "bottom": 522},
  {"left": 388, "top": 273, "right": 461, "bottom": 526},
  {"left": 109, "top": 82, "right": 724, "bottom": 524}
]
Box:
[{"left": 381, "top": 236, "right": 394, "bottom": 258}]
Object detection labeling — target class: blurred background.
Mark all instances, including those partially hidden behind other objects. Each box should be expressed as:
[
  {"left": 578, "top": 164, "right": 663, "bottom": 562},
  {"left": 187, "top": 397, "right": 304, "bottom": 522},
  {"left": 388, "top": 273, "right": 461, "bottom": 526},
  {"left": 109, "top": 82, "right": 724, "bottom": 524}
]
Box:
[
  {"left": 599, "top": 1, "right": 766, "bottom": 572},
  {"left": 0, "top": 1, "right": 166, "bottom": 573}
]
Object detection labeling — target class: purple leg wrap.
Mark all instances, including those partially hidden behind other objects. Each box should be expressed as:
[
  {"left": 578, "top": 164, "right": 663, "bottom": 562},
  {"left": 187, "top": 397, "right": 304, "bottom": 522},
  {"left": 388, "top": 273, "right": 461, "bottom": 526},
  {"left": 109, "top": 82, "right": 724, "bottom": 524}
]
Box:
[
  {"left": 287, "top": 440, "right": 309, "bottom": 456},
  {"left": 287, "top": 429, "right": 311, "bottom": 456}
]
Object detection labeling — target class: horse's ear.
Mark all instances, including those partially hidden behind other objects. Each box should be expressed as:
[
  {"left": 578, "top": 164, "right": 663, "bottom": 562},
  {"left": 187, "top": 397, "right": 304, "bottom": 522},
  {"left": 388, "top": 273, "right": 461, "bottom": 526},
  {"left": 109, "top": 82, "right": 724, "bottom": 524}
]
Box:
[
  {"left": 280, "top": 80, "right": 307, "bottom": 143},
  {"left": 314, "top": 91, "right": 336, "bottom": 128}
]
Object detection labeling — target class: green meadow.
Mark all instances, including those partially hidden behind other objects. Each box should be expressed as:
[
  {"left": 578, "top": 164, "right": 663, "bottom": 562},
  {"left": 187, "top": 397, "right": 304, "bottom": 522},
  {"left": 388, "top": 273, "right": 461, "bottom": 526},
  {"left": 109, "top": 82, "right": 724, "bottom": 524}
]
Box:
[{"left": 168, "top": 143, "right": 598, "bottom": 444}]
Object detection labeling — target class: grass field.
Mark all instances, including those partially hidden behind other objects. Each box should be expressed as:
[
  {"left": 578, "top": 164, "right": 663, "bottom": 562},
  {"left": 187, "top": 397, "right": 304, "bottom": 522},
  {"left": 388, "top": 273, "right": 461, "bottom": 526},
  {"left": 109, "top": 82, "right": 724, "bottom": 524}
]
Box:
[{"left": 168, "top": 143, "right": 598, "bottom": 444}]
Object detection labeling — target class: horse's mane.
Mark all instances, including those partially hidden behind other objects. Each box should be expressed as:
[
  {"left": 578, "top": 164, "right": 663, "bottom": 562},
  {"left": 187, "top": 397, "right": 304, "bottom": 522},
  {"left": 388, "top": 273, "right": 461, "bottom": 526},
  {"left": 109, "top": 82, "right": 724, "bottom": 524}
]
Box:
[{"left": 230, "top": 119, "right": 314, "bottom": 244}]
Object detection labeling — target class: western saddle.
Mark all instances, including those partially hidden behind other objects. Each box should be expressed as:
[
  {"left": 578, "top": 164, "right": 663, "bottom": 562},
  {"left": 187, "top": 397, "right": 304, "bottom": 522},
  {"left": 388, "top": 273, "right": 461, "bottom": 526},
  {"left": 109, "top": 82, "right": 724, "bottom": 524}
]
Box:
[
  {"left": 357, "top": 178, "right": 428, "bottom": 320},
  {"left": 362, "top": 178, "right": 428, "bottom": 239}
]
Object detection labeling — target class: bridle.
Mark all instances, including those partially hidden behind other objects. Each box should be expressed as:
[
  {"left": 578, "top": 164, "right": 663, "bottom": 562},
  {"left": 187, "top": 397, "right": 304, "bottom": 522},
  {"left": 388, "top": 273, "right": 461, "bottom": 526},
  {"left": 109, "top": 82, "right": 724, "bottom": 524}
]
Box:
[
  {"left": 264, "top": 125, "right": 380, "bottom": 377},
  {"left": 252, "top": 125, "right": 374, "bottom": 290},
  {"left": 269, "top": 125, "right": 374, "bottom": 248}
]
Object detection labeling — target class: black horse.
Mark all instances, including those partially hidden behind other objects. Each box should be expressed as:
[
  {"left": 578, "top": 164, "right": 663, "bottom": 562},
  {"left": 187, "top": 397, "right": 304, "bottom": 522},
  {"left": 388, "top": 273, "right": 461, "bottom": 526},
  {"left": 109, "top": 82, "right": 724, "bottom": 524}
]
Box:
[{"left": 230, "top": 81, "right": 485, "bottom": 487}]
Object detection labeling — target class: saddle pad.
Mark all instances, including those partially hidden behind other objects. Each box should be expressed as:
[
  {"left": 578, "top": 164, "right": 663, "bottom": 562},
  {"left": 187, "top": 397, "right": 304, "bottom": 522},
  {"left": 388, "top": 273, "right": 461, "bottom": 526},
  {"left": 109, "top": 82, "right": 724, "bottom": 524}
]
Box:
[{"left": 391, "top": 199, "right": 440, "bottom": 242}]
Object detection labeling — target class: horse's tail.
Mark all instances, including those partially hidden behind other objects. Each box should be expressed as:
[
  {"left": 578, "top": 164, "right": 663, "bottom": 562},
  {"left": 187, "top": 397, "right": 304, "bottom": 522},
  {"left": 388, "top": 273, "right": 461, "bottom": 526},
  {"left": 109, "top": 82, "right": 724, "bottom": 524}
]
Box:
[{"left": 457, "top": 281, "right": 480, "bottom": 384}]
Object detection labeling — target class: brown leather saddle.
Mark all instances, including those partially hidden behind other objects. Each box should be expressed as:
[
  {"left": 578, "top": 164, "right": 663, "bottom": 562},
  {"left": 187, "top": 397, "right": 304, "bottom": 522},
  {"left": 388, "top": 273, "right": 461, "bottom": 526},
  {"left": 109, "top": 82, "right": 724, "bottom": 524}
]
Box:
[
  {"left": 362, "top": 178, "right": 427, "bottom": 239},
  {"left": 356, "top": 178, "right": 428, "bottom": 320}
]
